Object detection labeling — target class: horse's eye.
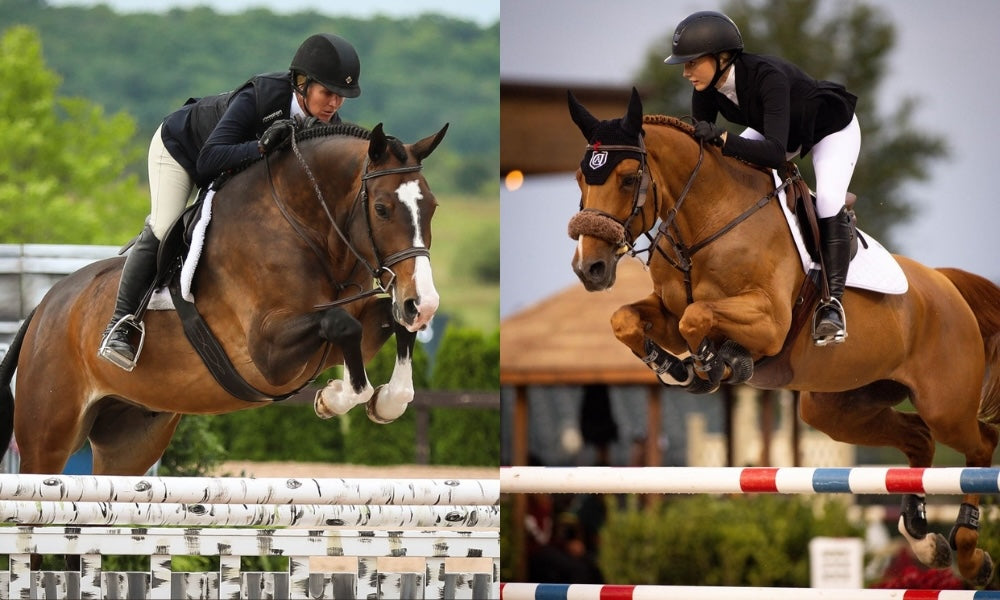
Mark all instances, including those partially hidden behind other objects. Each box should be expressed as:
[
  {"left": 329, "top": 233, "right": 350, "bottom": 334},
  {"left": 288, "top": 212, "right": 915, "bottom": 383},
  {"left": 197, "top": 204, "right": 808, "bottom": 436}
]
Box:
[
  {"left": 621, "top": 174, "right": 637, "bottom": 188},
  {"left": 375, "top": 203, "right": 390, "bottom": 219}
]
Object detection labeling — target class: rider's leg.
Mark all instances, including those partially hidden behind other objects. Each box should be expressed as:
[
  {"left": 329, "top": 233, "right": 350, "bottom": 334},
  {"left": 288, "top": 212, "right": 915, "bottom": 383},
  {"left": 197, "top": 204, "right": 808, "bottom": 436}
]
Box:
[
  {"left": 99, "top": 224, "right": 160, "bottom": 362},
  {"left": 98, "top": 125, "right": 193, "bottom": 367},
  {"left": 814, "top": 208, "right": 853, "bottom": 343},
  {"left": 810, "top": 115, "right": 861, "bottom": 345}
]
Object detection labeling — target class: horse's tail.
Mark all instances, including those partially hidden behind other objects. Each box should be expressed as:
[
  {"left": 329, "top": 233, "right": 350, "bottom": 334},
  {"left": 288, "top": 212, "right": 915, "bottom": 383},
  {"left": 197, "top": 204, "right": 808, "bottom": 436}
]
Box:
[
  {"left": 938, "top": 268, "right": 1000, "bottom": 425},
  {"left": 0, "top": 307, "right": 33, "bottom": 461}
]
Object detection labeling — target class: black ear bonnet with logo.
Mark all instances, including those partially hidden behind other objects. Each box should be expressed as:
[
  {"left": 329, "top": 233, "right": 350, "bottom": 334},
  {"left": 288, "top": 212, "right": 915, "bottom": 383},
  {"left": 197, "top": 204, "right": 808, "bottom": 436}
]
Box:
[{"left": 567, "top": 87, "right": 645, "bottom": 185}]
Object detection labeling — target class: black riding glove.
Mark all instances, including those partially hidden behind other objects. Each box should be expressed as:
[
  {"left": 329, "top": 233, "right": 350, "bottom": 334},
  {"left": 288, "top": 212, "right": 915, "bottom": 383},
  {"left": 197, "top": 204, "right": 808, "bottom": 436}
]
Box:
[
  {"left": 258, "top": 119, "right": 295, "bottom": 155},
  {"left": 693, "top": 121, "right": 726, "bottom": 147}
]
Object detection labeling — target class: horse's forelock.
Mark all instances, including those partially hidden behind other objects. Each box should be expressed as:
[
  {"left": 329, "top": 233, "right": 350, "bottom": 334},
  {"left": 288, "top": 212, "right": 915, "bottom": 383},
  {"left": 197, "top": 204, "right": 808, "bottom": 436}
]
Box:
[{"left": 385, "top": 136, "right": 408, "bottom": 163}]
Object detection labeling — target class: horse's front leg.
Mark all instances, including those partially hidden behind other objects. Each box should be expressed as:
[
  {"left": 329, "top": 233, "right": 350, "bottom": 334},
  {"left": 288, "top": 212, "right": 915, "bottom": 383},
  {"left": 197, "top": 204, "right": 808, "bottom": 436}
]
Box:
[
  {"left": 678, "top": 290, "right": 789, "bottom": 387},
  {"left": 611, "top": 293, "right": 693, "bottom": 387},
  {"left": 366, "top": 320, "right": 417, "bottom": 424},
  {"left": 313, "top": 306, "right": 374, "bottom": 419}
]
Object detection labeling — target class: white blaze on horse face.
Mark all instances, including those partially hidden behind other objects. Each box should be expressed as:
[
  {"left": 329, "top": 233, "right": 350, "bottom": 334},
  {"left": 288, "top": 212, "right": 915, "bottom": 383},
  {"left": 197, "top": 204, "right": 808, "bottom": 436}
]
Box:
[{"left": 395, "top": 180, "right": 439, "bottom": 331}]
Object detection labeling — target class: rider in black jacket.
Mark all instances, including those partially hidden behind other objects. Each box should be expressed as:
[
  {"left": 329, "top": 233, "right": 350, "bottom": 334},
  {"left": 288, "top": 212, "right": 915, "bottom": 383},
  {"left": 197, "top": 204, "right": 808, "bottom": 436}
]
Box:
[
  {"left": 665, "top": 11, "right": 860, "bottom": 347},
  {"left": 99, "top": 33, "right": 362, "bottom": 369}
]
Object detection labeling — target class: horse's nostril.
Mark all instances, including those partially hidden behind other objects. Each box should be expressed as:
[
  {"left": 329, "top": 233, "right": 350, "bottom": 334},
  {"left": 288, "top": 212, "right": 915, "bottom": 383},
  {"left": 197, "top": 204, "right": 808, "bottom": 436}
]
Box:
[
  {"left": 587, "top": 261, "right": 606, "bottom": 281},
  {"left": 404, "top": 298, "right": 419, "bottom": 320}
]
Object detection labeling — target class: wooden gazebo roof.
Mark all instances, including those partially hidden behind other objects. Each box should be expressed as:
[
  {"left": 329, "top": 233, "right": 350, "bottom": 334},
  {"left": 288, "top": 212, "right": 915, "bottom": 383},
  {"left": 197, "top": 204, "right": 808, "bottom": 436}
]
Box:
[{"left": 500, "top": 257, "right": 660, "bottom": 386}]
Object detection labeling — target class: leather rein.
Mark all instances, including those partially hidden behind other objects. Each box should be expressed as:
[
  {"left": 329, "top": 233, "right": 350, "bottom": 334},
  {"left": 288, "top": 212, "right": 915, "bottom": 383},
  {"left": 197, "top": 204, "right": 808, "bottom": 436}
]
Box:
[{"left": 265, "top": 130, "right": 428, "bottom": 312}]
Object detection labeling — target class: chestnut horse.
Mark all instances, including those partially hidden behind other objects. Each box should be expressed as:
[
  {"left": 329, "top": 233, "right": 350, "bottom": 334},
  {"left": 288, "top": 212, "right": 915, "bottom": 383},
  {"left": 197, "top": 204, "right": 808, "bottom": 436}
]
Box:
[
  {"left": 567, "top": 88, "right": 1000, "bottom": 586},
  {"left": 0, "top": 121, "right": 447, "bottom": 477}
]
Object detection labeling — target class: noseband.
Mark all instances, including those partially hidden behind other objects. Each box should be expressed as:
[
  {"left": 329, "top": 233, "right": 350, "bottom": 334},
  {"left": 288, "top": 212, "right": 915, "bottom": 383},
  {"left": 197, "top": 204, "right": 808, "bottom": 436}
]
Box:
[{"left": 266, "top": 130, "right": 428, "bottom": 310}]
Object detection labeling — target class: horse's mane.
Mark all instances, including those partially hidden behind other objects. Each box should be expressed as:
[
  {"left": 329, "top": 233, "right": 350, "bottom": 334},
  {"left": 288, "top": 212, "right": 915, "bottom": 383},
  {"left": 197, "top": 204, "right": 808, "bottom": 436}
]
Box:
[
  {"left": 217, "top": 121, "right": 407, "bottom": 186},
  {"left": 643, "top": 114, "right": 694, "bottom": 135},
  {"left": 642, "top": 114, "right": 772, "bottom": 177}
]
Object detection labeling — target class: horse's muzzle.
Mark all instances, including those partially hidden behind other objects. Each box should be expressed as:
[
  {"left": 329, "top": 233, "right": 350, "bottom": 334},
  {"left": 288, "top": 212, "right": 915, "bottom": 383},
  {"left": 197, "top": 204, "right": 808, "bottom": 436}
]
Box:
[
  {"left": 572, "top": 246, "right": 619, "bottom": 291},
  {"left": 394, "top": 291, "right": 439, "bottom": 332}
]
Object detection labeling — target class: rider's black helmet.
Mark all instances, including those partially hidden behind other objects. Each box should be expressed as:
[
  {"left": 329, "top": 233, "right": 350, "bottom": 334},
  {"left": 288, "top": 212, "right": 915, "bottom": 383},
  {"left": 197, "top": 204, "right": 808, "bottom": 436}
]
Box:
[
  {"left": 290, "top": 33, "right": 361, "bottom": 98},
  {"left": 663, "top": 11, "right": 743, "bottom": 65}
]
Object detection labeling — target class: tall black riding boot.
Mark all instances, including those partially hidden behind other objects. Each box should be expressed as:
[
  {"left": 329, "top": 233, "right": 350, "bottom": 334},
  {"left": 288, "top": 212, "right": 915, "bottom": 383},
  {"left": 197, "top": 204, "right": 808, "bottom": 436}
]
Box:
[
  {"left": 813, "top": 206, "right": 852, "bottom": 346},
  {"left": 98, "top": 224, "right": 160, "bottom": 369}
]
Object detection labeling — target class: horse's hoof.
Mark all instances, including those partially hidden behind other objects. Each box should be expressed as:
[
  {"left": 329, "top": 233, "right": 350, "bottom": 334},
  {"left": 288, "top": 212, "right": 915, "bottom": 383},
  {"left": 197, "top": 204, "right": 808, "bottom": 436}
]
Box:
[
  {"left": 685, "top": 375, "right": 719, "bottom": 395},
  {"left": 925, "top": 532, "right": 953, "bottom": 569},
  {"left": 968, "top": 551, "right": 996, "bottom": 588},
  {"left": 899, "top": 515, "right": 952, "bottom": 569},
  {"left": 719, "top": 340, "right": 753, "bottom": 384},
  {"left": 365, "top": 386, "right": 397, "bottom": 424},
  {"left": 314, "top": 380, "right": 358, "bottom": 418}
]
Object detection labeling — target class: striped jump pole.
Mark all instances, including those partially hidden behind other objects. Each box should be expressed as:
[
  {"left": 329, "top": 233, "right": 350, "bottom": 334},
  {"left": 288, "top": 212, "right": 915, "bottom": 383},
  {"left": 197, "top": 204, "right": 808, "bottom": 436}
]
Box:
[
  {"left": 501, "top": 466, "right": 1000, "bottom": 495},
  {"left": 0, "top": 473, "right": 499, "bottom": 505},
  {"left": 0, "top": 501, "right": 499, "bottom": 528},
  {"left": 499, "top": 583, "right": 1000, "bottom": 599}
]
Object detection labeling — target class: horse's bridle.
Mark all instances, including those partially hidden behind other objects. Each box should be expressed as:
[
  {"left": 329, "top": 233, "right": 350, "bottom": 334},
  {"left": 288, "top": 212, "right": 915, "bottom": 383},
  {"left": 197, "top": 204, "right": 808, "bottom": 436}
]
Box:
[
  {"left": 576, "top": 132, "right": 794, "bottom": 304},
  {"left": 571, "top": 135, "right": 659, "bottom": 257},
  {"left": 266, "top": 131, "right": 429, "bottom": 311}
]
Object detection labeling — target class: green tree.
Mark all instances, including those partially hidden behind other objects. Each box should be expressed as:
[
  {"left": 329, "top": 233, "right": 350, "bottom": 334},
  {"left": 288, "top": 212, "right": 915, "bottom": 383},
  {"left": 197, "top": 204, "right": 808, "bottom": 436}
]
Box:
[
  {"left": 0, "top": 26, "right": 146, "bottom": 244},
  {"left": 1, "top": 2, "right": 499, "bottom": 197},
  {"left": 636, "top": 0, "right": 946, "bottom": 248}
]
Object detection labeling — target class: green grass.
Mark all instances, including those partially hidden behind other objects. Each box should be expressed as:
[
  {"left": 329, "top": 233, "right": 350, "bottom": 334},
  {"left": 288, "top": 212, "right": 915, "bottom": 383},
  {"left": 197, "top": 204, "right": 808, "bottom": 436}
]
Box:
[{"left": 429, "top": 192, "right": 499, "bottom": 334}]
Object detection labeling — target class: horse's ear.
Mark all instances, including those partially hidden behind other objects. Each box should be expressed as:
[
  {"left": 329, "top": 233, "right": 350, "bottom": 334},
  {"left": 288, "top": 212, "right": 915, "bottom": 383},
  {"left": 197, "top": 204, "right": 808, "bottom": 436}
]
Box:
[
  {"left": 369, "top": 122, "right": 388, "bottom": 161},
  {"left": 412, "top": 123, "right": 449, "bottom": 162},
  {"left": 567, "top": 90, "right": 600, "bottom": 141},
  {"left": 622, "top": 87, "right": 644, "bottom": 137}
]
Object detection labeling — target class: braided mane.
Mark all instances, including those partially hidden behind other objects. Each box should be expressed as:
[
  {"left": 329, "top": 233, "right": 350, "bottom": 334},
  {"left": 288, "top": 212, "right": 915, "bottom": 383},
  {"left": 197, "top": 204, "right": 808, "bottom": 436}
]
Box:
[
  {"left": 298, "top": 121, "right": 408, "bottom": 162},
  {"left": 642, "top": 114, "right": 771, "bottom": 175},
  {"left": 643, "top": 114, "right": 694, "bottom": 135},
  {"left": 218, "top": 121, "right": 408, "bottom": 185},
  {"left": 295, "top": 121, "right": 371, "bottom": 142}
]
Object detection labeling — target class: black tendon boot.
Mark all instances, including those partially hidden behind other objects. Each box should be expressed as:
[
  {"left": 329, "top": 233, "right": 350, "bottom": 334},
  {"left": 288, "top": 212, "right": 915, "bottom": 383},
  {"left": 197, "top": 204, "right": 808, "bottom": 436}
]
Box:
[
  {"left": 813, "top": 206, "right": 852, "bottom": 346},
  {"left": 98, "top": 225, "right": 160, "bottom": 370}
]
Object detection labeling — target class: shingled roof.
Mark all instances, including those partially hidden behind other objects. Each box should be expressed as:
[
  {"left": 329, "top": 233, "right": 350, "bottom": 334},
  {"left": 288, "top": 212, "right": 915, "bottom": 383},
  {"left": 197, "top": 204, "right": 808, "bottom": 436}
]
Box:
[{"left": 500, "top": 257, "right": 660, "bottom": 386}]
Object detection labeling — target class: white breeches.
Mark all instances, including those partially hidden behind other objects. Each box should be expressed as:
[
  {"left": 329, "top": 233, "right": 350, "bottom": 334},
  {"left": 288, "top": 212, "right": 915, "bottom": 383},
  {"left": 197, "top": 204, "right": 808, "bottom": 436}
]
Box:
[
  {"left": 740, "top": 114, "right": 861, "bottom": 218},
  {"left": 147, "top": 125, "right": 196, "bottom": 240}
]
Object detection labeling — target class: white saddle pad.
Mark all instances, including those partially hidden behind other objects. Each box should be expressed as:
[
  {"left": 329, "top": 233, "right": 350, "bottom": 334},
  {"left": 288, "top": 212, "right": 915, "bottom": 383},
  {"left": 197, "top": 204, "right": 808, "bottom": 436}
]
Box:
[
  {"left": 772, "top": 171, "right": 908, "bottom": 295},
  {"left": 148, "top": 187, "right": 215, "bottom": 310}
]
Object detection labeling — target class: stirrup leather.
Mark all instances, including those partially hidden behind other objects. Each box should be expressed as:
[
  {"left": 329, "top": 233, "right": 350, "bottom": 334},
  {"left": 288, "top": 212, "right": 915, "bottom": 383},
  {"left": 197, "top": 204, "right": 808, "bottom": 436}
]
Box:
[
  {"left": 98, "top": 315, "right": 146, "bottom": 371},
  {"left": 812, "top": 298, "right": 847, "bottom": 347}
]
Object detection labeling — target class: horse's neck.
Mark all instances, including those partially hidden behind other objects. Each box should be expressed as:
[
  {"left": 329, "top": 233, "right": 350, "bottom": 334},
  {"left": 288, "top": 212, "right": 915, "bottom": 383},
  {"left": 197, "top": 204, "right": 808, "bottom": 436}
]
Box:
[{"left": 649, "top": 129, "right": 775, "bottom": 238}]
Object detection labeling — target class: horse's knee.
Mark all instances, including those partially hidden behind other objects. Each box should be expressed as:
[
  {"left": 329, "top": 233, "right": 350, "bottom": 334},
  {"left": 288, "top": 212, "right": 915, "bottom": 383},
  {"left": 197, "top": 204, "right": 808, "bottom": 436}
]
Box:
[
  {"left": 610, "top": 306, "right": 643, "bottom": 347},
  {"left": 678, "top": 304, "right": 714, "bottom": 345},
  {"left": 319, "top": 308, "right": 362, "bottom": 345}
]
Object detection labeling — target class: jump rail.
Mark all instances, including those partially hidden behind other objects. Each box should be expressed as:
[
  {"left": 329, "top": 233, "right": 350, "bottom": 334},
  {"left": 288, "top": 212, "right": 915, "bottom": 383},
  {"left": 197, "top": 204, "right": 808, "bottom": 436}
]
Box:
[
  {"left": 0, "top": 473, "right": 499, "bottom": 505},
  {"left": 0, "top": 501, "right": 498, "bottom": 528},
  {"left": 499, "top": 583, "right": 1000, "bottom": 599},
  {"left": 501, "top": 466, "right": 1000, "bottom": 495},
  {"left": 0, "top": 475, "right": 500, "bottom": 599}
]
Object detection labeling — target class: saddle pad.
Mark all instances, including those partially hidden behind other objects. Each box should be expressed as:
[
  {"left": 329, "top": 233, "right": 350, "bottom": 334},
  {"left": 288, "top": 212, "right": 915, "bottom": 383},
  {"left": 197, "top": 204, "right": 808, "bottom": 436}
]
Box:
[
  {"left": 772, "top": 171, "right": 908, "bottom": 295},
  {"left": 148, "top": 187, "right": 215, "bottom": 310}
]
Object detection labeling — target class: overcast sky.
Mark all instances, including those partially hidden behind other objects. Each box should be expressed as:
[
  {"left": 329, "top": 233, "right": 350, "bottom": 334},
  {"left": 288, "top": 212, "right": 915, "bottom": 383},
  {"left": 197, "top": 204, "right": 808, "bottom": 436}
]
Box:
[{"left": 500, "top": 0, "right": 1000, "bottom": 317}]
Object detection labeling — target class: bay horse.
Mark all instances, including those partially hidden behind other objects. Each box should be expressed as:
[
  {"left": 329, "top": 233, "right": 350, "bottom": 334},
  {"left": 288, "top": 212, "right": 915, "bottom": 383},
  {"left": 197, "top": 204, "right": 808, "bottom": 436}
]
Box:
[
  {"left": 0, "top": 120, "right": 448, "bottom": 477},
  {"left": 567, "top": 88, "right": 1000, "bottom": 586}
]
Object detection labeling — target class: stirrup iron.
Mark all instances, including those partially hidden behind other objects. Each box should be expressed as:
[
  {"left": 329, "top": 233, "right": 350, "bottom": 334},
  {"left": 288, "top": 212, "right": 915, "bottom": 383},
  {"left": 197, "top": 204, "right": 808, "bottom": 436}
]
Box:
[
  {"left": 812, "top": 297, "right": 847, "bottom": 347},
  {"left": 98, "top": 315, "right": 146, "bottom": 371}
]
